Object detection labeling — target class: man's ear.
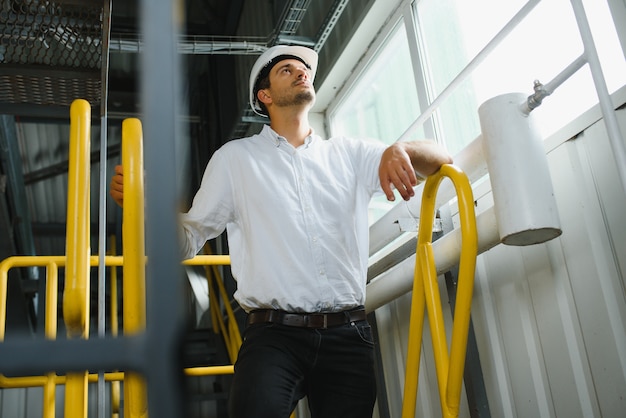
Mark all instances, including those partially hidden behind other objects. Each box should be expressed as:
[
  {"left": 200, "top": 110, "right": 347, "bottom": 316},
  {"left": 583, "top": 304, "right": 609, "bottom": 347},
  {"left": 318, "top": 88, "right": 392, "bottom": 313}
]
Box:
[{"left": 257, "top": 89, "right": 272, "bottom": 105}]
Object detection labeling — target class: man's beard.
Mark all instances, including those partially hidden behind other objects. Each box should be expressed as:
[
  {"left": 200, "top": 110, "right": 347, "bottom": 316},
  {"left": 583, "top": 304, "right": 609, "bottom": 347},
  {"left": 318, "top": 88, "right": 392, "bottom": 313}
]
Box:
[{"left": 274, "top": 89, "right": 315, "bottom": 108}]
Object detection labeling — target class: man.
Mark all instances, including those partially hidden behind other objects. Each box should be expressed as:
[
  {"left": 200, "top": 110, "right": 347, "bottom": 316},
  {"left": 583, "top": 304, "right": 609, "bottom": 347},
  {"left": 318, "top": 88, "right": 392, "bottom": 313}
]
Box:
[{"left": 110, "top": 45, "right": 452, "bottom": 418}]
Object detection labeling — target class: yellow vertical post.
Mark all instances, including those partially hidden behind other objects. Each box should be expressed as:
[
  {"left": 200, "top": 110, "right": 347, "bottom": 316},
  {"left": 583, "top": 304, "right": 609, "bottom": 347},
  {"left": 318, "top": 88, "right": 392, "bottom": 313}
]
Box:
[
  {"left": 122, "top": 118, "right": 148, "bottom": 418},
  {"left": 401, "top": 243, "right": 428, "bottom": 418},
  {"left": 43, "top": 262, "right": 58, "bottom": 418},
  {"left": 401, "top": 164, "right": 478, "bottom": 418},
  {"left": 443, "top": 169, "right": 478, "bottom": 417},
  {"left": 63, "top": 99, "right": 92, "bottom": 418},
  {"left": 110, "top": 237, "right": 121, "bottom": 418}
]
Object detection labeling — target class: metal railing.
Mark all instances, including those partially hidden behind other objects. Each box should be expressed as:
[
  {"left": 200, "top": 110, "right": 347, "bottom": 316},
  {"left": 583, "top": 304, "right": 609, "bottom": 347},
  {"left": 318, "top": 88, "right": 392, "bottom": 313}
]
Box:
[
  {"left": 401, "top": 164, "right": 478, "bottom": 418},
  {"left": 0, "top": 100, "right": 239, "bottom": 417},
  {"left": 0, "top": 254, "right": 237, "bottom": 416}
]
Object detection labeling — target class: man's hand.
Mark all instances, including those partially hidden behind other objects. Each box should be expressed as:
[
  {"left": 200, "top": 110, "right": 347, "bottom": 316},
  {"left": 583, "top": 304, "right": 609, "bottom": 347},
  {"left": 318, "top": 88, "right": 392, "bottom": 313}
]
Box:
[
  {"left": 379, "top": 143, "right": 418, "bottom": 201},
  {"left": 109, "top": 164, "right": 124, "bottom": 208},
  {"left": 379, "top": 140, "right": 453, "bottom": 202}
]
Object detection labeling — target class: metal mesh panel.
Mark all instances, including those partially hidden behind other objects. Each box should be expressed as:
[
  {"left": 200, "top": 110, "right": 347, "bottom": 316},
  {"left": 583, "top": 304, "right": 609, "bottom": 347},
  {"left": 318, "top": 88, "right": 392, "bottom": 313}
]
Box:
[{"left": 0, "top": 0, "right": 103, "bottom": 113}]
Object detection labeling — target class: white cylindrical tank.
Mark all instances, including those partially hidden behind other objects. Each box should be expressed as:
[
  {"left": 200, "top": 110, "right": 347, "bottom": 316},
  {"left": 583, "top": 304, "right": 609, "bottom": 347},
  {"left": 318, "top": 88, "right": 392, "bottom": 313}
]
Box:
[{"left": 479, "top": 92, "right": 562, "bottom": 245}]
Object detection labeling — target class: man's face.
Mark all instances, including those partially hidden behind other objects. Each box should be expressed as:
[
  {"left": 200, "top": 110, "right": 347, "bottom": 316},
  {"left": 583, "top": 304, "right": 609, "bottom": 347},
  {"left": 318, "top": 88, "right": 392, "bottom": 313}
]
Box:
[{"left": 264, "top": 58, "right": 315, "bottom": 111}]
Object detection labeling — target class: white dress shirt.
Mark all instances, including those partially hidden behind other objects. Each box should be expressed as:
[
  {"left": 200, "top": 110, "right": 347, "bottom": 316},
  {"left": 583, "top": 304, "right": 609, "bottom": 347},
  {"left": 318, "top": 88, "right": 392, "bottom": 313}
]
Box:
[{"left": 179, "top": 124, "right": 386, "bottom": 313}]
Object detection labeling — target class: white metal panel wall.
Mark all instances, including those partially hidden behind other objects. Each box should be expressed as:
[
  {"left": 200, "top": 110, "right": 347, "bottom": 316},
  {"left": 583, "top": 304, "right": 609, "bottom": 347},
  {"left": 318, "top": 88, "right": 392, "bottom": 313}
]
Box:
[{"left": 374, "top": 105, "right": 626, "bottom": 417}]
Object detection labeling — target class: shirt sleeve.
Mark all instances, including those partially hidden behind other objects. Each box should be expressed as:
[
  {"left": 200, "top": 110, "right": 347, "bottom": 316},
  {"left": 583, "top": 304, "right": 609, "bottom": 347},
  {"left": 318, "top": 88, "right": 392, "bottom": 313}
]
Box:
[
  {"left": 342, "top": 136, "right": 387, "bottom": 195},
  {"left": 178, "top": 148, "right": 235, "bottom": 259}
]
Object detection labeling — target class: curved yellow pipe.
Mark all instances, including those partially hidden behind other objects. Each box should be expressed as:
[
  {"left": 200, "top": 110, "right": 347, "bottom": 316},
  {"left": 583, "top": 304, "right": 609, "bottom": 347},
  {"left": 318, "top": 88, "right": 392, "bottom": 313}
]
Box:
[{"left": 402, "top": 164, "right": 478, "bottom": 418}]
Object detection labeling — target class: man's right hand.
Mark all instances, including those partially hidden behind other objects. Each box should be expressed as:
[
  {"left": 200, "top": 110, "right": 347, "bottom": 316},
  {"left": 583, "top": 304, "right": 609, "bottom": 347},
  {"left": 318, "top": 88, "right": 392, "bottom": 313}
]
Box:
[{"left": 109, "top": 164, "right": 124, "bottom": 208}]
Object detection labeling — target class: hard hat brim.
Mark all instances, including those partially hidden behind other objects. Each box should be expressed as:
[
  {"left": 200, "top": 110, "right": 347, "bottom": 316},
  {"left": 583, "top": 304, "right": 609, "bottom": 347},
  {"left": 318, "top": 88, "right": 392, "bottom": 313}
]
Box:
[{"left": 249, "top": 45, "right": 318, "bottom": 117}]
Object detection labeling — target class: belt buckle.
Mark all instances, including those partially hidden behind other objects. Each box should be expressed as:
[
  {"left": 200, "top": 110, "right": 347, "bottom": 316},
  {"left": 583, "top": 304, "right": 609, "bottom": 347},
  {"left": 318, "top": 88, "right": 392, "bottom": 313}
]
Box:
[{"left": 323, "top": 314, "right": 328, "bottom": 329}]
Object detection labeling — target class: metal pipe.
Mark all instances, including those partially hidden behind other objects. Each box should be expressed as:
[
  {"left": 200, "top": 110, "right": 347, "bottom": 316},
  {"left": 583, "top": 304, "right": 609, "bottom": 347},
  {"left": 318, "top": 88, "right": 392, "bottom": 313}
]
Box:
[
  {"left": 570, "top": 0, "right": 626, "bottom": 196},
  {"left": 366, "top": 206, "right": 500, "bottom": 312},
  {"left": 122, "top": 118, "right": 148, "bottom": 418},
  {"left": 109, "top": 37, "right": 267, "bottom": 55},
  {"left": 97, "top": 2, "right": 113, "bottom": 417},
  {"left": 109, "top": 237, "right": 121, "bottom": 416},
  {"left": 0, "top": 336, "right": 146, "bottom": 378},
  {"left": 63, "top": 99, "right": 92, "bottom": 418},
  {"left": 139, "top": 0, "right": 187, "bottom": 416},
  {"left": 544, "top": 54, "right": 587, "bottom": 97},
  {"left": 522, "top": 54, "right": 588, "bottom": 114},
  {"left": 43, "top": 262, "right": 58, "bottom": 418}
]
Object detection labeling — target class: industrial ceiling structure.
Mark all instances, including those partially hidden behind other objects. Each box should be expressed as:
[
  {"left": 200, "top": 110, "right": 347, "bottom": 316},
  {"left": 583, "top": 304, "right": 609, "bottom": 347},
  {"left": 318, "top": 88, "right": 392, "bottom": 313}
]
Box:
[{"left": 0, "top": 0, "right": 374, "bottom": 332}]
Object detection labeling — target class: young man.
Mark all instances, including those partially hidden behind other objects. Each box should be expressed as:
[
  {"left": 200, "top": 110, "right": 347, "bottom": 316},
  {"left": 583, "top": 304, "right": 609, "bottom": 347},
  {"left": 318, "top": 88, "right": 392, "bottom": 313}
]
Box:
[{"left": 110, "top": 45, "right": 452, "bottom": 418}]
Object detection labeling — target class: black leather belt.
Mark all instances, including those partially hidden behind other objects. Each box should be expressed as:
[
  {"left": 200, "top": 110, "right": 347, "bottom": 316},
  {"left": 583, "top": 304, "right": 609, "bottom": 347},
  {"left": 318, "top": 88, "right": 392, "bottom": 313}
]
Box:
[{"left": 247, "top": 307, "right": 367, "bottom": 329}]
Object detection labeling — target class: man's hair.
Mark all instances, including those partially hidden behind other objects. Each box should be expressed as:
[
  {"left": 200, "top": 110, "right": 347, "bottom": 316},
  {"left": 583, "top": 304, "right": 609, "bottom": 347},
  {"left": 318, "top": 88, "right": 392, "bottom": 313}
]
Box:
[{"left": 254, "top": 75, "right": 271, "bottom": 116}]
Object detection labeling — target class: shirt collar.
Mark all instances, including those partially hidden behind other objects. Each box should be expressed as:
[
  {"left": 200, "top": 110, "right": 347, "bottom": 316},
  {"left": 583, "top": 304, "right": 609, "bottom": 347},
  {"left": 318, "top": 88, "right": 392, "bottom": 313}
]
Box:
[{"left": 262, "top": 124, "right": 316, "bottom": 148}]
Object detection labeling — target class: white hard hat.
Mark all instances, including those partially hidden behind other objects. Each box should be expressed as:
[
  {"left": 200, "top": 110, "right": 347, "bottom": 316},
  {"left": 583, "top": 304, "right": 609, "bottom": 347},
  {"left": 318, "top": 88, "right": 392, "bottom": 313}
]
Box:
[{"left": 249, "top": 45, "right": 318, "bottom": 117}]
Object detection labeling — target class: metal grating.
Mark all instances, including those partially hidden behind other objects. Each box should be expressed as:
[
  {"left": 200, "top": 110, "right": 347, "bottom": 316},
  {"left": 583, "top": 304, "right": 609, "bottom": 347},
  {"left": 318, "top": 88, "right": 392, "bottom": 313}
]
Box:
[{"left": 0, "top": 0, "right": 103, "bottom": 113}]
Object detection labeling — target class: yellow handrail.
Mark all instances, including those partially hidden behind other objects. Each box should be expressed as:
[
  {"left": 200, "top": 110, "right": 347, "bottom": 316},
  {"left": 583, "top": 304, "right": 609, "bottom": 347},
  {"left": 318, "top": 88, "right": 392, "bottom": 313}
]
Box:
[
  {"left": 0, "top": 108, "right": 241, "bottom": 416},
  {"left": 44, "top": 260, "right": 58, "bottom": 418},
  {"left": 121, "top": 118, "right": 148, "bottom": 418},
  {"left": 109, "top": 236, "right": 121, "bottom": 418},
  {"left": 0, "top": 256, "right": 233, "bottom": 383},
  {"left": 401, "top": 164, "right": 478, "bottom": 418},
  {"left": 63, "top": 99, "right": 92, "bottom": 418}
]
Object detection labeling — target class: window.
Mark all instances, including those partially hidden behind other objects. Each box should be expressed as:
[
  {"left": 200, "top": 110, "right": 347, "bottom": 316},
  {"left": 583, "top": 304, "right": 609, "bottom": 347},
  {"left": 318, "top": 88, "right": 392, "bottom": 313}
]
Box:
[
  {"left": 331, "top": 22, "right": 426, "bottom": 144},
  {"left": 414, "top": 0, "right": 626, "bottom": 152},
  {"left": 328, "top": 0, "right": 625, "bottom": 222},
  {"left": 330, "top": 22, "right": 425, "bottom": 222}
]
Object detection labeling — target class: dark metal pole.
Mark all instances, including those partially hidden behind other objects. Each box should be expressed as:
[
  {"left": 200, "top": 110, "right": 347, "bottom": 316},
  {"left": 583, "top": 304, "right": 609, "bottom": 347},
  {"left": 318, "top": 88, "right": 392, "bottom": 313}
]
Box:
[{"left": 138, "top": 1, "right": 188, "bottom": 417}]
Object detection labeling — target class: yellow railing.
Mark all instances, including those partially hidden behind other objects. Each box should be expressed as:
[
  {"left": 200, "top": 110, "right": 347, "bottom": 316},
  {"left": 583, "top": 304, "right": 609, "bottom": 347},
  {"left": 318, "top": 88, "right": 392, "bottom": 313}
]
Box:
[
  {"left": 0, "top": 100, "right": 239, "bottom": 417},
  {"left": 121, "top": 117, "right": 148, "bottom": 418},
  {"left": 118, "top": 117, "right": 239, "bottom": 415},
  {"left": 63, "top": 99, "right": 92, "bottom": 418},
  {"left": 0, "top": 100, "right": 470, "bottom": 418},
  {"left": 0, "top": 255, "right": 235, "bottom": 412},
  {"left": 0, "top": 255, "right": 124, "bottom": 418},
  {"left": 401, "top": 164, "right": 478, "bottom": 418}
]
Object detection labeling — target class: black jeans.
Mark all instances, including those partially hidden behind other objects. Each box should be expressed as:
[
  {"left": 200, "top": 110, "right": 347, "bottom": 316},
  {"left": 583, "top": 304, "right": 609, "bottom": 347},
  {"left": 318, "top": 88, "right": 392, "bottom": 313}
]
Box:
[{"left": 228, "top": 319, "right": 377, "bottom": 418}]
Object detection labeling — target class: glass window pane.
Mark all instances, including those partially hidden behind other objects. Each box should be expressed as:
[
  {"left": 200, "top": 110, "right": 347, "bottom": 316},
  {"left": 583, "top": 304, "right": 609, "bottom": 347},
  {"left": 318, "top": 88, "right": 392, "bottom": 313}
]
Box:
[
  {"left": 330, "top": 22, "right": 425, "bottom": 223},
  {"left": 331, "top": 22, "right": 424, "bottom": 144},
  {"left": 415, "top": 0, "right": 626, "bottom": 152}
]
